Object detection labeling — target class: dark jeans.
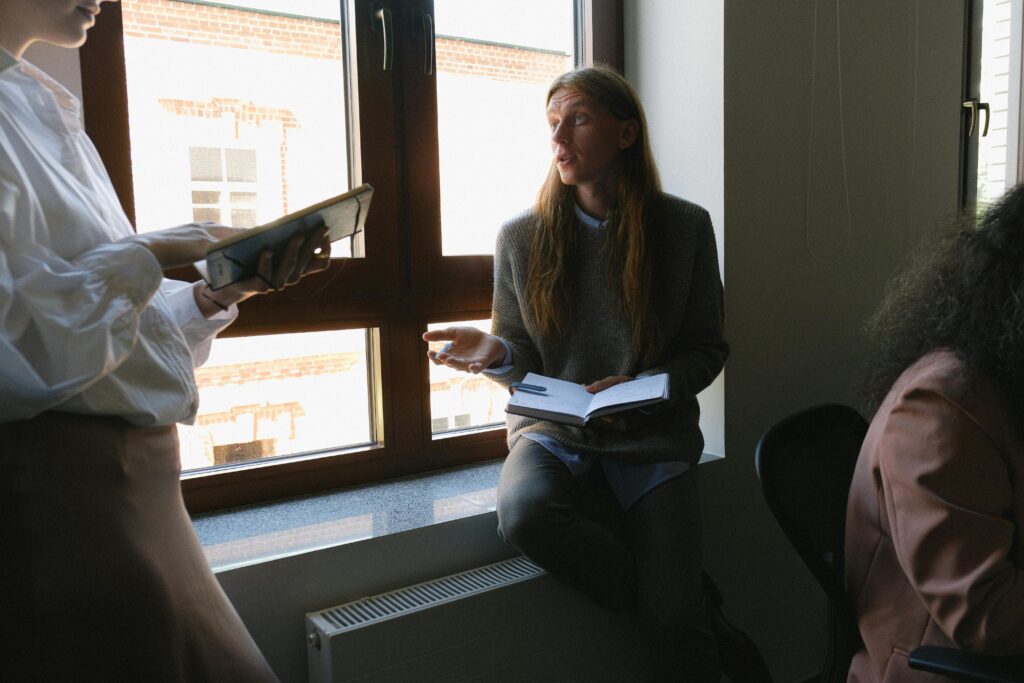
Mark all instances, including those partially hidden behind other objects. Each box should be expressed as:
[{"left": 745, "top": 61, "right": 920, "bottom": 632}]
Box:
[{"left": 496, "top": 438, "right": 721, "bottom": 682}]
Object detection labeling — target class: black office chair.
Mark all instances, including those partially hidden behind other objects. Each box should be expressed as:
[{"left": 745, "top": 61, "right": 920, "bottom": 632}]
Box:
[
  {"left": 755, "top": 403, "right": 867, "bottom": 683},
  {"left": 756, "top": 404, "right": 1024, "bottom": 683}
]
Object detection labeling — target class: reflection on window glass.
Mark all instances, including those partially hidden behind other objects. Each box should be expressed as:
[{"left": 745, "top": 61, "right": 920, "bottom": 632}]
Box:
[
  {"left": 178, "top": 329, "right": 373, "bottom": 472},
  {"left": 426, "top": 319, "right": 509, "bottom": 437},
  {"left": 121, "top": 0, "right": 350, "bottom": 251},
  {"left": 435, "top": 0, "right": 575, "bottom": 255}
]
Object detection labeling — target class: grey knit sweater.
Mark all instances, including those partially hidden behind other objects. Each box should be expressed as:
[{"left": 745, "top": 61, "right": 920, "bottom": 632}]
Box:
[{"left": 490, "top": 193, "right": 728, "bottom": 465}]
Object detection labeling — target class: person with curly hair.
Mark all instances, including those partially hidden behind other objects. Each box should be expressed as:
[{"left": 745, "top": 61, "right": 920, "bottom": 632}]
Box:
[{"left": 846, "top": 185, "right": 1024, "bottom": 681}]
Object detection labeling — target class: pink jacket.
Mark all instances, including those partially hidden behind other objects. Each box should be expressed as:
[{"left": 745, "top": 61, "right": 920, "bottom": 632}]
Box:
[{"left": 845, "top": 351, "right": 1024, "bottom": 682}]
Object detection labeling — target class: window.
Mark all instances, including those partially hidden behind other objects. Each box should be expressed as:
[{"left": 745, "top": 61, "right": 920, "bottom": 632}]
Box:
[
  {"left": 976, "top": 0, "right": 1023, "bottom": 204},
  {"left": 188, "top": 147, "right": 260, "bottom": 227},
  {"left": 426, "top": 319, "right": 510, "bottom": 436},
  {"left": 79, "top": 0, "right": 623, "bottom": 512}
]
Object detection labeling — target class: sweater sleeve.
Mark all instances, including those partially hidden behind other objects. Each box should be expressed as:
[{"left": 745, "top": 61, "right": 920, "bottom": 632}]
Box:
[
  {"left": 637, "top": 208, "right": 728, "bottom": 405},
  {"left": 488, "top": 218, "right": 542, "bottom": 387},
  {"left": 879, "top": 387, "right": 1024, "bottom": 653}
]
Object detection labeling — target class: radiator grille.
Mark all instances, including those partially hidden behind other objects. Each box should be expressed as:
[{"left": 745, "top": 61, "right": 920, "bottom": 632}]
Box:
[{"left": 313, "top": 556, "right": 543, "bottom": 634}]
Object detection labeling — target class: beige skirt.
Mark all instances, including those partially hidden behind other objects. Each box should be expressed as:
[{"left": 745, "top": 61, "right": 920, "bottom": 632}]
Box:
[{"left": 0, "top": 412, "right": 278, "bottom": 682}]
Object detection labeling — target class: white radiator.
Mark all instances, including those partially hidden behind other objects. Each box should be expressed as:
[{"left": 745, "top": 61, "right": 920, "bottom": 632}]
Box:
[{"left": 305, "top": 556, "right": 645, "bottom": 682}]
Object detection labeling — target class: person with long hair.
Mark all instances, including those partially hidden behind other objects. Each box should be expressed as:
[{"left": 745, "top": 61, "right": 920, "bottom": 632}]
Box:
[
  {"left": 846, "top": 186, "right": 1024, "bottom": 681},
  {"left": 1, "top": 1, "right": 330, "bottom": 679},
  {"left": 424, "top": 66, "right": 728, "bottom": 680}
]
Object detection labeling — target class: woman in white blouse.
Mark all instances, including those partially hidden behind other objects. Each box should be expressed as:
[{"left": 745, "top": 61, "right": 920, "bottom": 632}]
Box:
[{"left": 0, "top": 2, "right": 328, "bottom": 680}]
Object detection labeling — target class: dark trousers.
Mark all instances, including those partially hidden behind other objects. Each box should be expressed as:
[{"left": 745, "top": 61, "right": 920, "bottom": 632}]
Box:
[{"left": 496, "top": 438, "right": 721, "bottom": 682}]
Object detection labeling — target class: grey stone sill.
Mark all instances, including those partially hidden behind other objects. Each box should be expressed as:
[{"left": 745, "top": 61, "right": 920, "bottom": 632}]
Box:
[
  {"left": 192, "top": 452, "right": 723, "bottom": 572},
  {"left": 192, "top": 459, "right": 505, "bottom": 572}
]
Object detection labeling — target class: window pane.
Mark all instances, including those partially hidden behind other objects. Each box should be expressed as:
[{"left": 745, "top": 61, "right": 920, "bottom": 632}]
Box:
[
  {"left": 178, "top": 329, "right": 374, "bottom": 472},
  {"left": 192, "top": 190, "right": 221, "bottom": 204},
  {"left": 225, "top": 148, "right": 259, "bottom": 182},
  {"left": 189, "top": 147, "right": 223, "bottom": 181},
  {"left": 426, "top": 319, "right": 509, "bottom": 437},
  {"left": 193, "top": 207, "right": 221, "bottom": 223},
  {"left": 122, "top": 0, "right": 350, "bottom": 234},
  {"left": 231, "top": 208, "right": 259, "bottom": 227},
  {"left": 976, "top": 0, "right": 1020, "bottom": 205},
  {"left": 230, "top": 191, "right": 258, "bottom": 204},
  {"left": 435, "top": 1, "right": 575, "bottom": 255}
]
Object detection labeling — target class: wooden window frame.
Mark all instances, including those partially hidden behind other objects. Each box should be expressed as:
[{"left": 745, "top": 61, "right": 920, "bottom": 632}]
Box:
[{"left": 80, "top": 0, "right": 623, "bottom": 513}]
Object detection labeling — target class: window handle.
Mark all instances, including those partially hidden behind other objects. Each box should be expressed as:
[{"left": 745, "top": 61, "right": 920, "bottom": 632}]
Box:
[
  {"left": 420, "top": 12, "right": 435, "bottom": 76},
  {"left": 963, "top": 100, "right": 976, "bottom": 137},
  {"left": 962, "top": 99, "right": 991, "bottom": 137},
  {"left": 374, "top": 5, "right": 393, "bottom": 72},
  {"left": 978, "top": 101, "right": 990, "bottom": 137}
]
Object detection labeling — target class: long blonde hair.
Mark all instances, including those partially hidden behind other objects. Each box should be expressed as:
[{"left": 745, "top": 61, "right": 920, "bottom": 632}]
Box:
[{"left": 527, "top": 65, "right": 663, "bottom": 356}]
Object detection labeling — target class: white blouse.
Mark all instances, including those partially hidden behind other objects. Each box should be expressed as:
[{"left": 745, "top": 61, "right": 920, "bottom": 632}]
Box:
[{"left": 0, "top": 50, "right": 236, "bottom": 426}]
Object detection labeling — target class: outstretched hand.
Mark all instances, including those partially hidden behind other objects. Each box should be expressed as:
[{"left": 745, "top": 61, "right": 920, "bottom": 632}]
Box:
[{"left": 422, "top": 326, "right": 506, "bottom": 374}]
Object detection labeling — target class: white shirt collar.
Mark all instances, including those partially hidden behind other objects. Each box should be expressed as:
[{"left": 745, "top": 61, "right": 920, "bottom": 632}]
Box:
[
  {"left": 574, "top": 203, "right": 608, "bottom": 229},
  {"left": 0, "top": 48, "right": 18, "bottom": 73}
]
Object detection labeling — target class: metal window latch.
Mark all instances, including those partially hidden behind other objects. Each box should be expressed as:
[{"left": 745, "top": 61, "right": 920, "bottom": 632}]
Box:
[
  {"left": 962, "top": 99, "right": 991, "bottom": 137},
  {"left": 373, "top": 4, "right": 393, "bottom": 72},
  {"left": 412, "top": 11, "right": 435, "bottom": 76}
]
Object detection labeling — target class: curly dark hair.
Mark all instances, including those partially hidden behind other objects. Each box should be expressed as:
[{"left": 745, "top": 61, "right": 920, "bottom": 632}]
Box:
[{"left": 864, "top": 184, "right": 1024, "bottom": 423}]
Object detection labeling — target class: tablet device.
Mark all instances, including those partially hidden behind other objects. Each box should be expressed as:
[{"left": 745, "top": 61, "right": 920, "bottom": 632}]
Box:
[{"left": 199, "top": 183, "right": 372, "bottom": 290}]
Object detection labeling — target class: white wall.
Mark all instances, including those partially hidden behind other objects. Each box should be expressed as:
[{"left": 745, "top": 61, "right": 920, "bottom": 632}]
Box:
[{"left": 625, "top": 1, "right": 726, "bottom": 456}]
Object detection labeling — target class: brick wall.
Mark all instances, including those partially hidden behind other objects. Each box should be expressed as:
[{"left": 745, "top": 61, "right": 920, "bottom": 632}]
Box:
[
  {"left": 436, "top": 36, "right": 571, "bottom": 83},
  {"left": 122, "top": 0, "right": 343, "bottom": 60},
  {"left": 158, "top": 97, "right": 299, "bottom": 129},
  {"left": 121, "top": 0, "right": 570, "bottom": 82},
  {"left": 194, "top": 352, "right": 362, "bottom": 388}
]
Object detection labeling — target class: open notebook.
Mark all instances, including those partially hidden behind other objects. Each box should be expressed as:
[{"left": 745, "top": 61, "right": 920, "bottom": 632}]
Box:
[{"left": 505, "top": 372, "right": 669, "bottom": 427}]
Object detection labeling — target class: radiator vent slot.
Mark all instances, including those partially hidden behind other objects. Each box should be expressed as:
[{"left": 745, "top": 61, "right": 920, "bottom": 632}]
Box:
[{"left": 312, "top": 556, "right": 543, "bottom": 635}]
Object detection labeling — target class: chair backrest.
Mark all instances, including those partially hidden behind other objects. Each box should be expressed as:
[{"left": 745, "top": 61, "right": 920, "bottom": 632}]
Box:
[
  {"left": 755, "top": 403, "right": 869, "bottom": 683},
  {"left": 755, "top": 403, "right": 867, "bottom": 604}
]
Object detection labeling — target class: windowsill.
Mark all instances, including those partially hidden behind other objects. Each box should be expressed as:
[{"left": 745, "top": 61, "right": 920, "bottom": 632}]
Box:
[
  {"left": 192, "top": 451, "right": 725, "bottom": 572},
  {"left": 200, "top": 452, "right": 724, "bottom": 682},
  {"left": 191, "top": 459, "right": 505, "bottom": 572}
]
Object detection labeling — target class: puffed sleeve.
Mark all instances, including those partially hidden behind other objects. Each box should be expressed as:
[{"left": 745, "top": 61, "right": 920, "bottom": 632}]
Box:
[
  {"left": 0, "top": 176, "right": 164, "bottom": 420},
  {"left": 879, "top": 388, "right": 1024, "bottom": 652},
  {"left": 159, "top": 279, "right": 237, "bottom": 367}
]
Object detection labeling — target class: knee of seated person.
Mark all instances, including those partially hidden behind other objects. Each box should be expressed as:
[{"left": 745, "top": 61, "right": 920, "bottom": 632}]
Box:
[{"left": 496, "top": 491, "right": 561, "bottom": 549}]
